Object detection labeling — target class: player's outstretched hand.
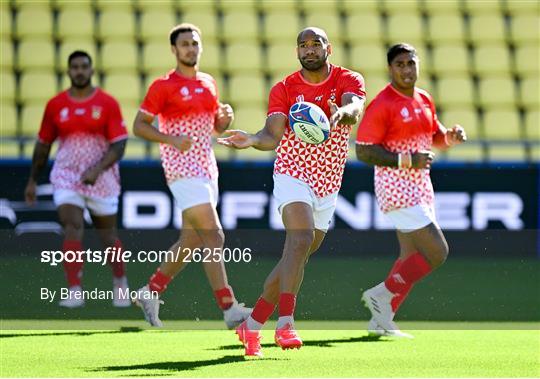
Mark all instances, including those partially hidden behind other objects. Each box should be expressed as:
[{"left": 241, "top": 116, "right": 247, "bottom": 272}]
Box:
[
  {"left": 412, "top": 150, "right": 435, "bottom": 169},
  {"left": 216, "top": 103, "right": 234, "bottom": 130},
  {"left": 217, "top": 130, "right": 254, "bottom": 149},
  {"left": 81, "top": 166, "right": 101, "bottom": 185},
  {"left": 167, "top": 134, "right": 193, "bottom": 152},
  {"left": 24, "top": 180, "right": 36, "bottom": 205},
  {"left": 328, "top": 99, "right": 342, "bottom": 129},
  {"left": 446, "top": 124, "right": 467, "bottom": 146}
]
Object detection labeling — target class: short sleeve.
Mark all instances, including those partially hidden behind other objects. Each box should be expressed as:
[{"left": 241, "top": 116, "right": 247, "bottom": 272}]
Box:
[
  {"left": 140, "top": 80, "right": 166, "bottom": 116},
  {"left": 341, "top": 70, "right": 366, "bottom": 99},
  {"left": 356, "top": 99, "right": 388, "bottom": 144},
  {"left": 37, "top": 100, "right": 57, "bottom": 144},
  {"left": 267, "top": 82, "right": 289, "bottom": 117},
  {"left": 106, "top": 97, "right": 128, "bottom": 143},
  {"left": 430, "top": 97, "right": 440, "bottom": 134}
]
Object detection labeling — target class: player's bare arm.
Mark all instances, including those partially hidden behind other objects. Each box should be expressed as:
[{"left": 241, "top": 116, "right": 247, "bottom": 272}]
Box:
[
  {"left": 25, "top": 141, "right": 52, "bottom": 205},
  {"left": 133, "top": 111, "right": 192, "bottom": 152},
  {"left": 214, "top": 103, "right": 234, "bottom": 134},
  {"left": 328, "top": 94, "right": 365, "bottom": 129},
  {"left": 433, "top": 122, "right": 467, "bottom": 150},
  {"left": 356, "top": 143, "right": 435, "bottom": 169},
  {"left": 81, "top": 139, "right": 127, "bottom": 185},
  {"left": 217, "top": 113, "right": 286, "bottom": 151}
]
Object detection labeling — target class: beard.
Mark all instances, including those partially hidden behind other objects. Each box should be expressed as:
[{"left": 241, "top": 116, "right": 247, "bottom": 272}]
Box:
[
  {"left": 178, "top": 54, "right": 198, "bottom": 67},
  {"left": 71, "top": 77, "right": 91, "bottom": 89},
  {"left": 299, "top": 54, "right": 327, "bottom": 71}
]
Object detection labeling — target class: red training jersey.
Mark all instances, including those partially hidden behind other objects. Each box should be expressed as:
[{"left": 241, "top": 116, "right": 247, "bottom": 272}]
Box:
[
  {"left": 140, "top": 69, "right": 220, "bottom": 184},
  {"left": 268, "top": 64, "right": 366, "bottom": 198},
  {"left": 38, "top": 88, "right": 127, "bottom": 198},
  {"left": 356, "top": 84, "right": 440, "bottom": 213}
]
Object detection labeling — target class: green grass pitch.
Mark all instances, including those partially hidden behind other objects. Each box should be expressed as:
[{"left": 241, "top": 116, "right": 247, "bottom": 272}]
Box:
[{"left": 1, "top": 320, "right": 538, "bottom": 377}]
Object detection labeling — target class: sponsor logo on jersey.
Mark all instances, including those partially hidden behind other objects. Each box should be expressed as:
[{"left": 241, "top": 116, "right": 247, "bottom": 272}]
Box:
[
  {"left": 91, "top": 106, "right": 102, "bottom": 120},
  {"left": 400, "top": 107, "right": 412, "bottom": 122},
  {"left": 60, "top": 107, "right": 69, "bottom": 122}
]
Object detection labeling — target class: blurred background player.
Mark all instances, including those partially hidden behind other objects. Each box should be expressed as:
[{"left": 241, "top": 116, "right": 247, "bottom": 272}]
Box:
[
  {"left": 131, "top": 24, "right": 251, "bottom": 328},
  {"left": 218, "top": 27, "right": 365, "bottom": 356},
  {"left": 24, "top": 51, "right": 130, "bottom": 308},
  {"left": 356, "top": 43, "right": 467, "bottom": 337}
]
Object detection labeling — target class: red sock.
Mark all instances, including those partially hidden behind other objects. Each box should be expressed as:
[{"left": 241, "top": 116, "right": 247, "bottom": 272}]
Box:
[
  {"left": 214, "top": 286, "right": 235, "bottom": 310},
  {"left": 148, "top": 269, "right": 171, "bottom": 294},
  {"left": 63, "top": 240, "right": 83, "bottom": 287},
  {"left": 385, "top": 252, "right": 432, "bottom": 295},
  {"left": 108, "top": 239, "right": 125, "bottom": 278},
  {"left": 278, "top": 293, "right": 296, "bottom": 317},
  {"left": 386, "top": 258, "right": 413, "bottom": 312},
  {"left": 251, "top": 297, "right": 275, "bottom": 324}
]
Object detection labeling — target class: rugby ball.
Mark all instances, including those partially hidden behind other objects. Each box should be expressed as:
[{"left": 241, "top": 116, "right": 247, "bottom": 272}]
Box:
[{"left": 288, "top": 101, "right": 330, "bottom": 144}]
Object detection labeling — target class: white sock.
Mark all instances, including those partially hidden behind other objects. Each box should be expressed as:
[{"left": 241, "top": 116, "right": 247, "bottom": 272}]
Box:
[
  {"left": 276, "top": 316, "right": 294, "bottom": 329},
  {"left": 246, "top": 316, "right": 263, "bottom": 331}
]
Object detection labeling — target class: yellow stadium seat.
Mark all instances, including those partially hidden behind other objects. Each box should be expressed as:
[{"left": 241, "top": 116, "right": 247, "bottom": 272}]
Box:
[
  {"left": 139, "top": 8, "right": 177, "bottom": 42},
  {"left": 505, "top": 0, "right": 540, "bottom": 14},
  {"left": 199, "top": 41, "right": 222, "bottom": 74},
  {"left": 430, "top": 45, "right": 470, "bottom": 75},
  {"left": 50, "top": 0, "right": 93, "bottom": 10},
  {"left": 530, "top": 144, "right": 540, "bottom": 162},
  {"left": 364, "top": 75, "right": 388, "bottom": 101},
  {"left": 15, "top": 5, "right": 53, "bottom": 39},
  {"left": 519, "top": 75, "right": 539, "bottom": 110},
  {"left": 525, "top": 110, "right": 539, "bottom": 141},
  {"left": 1, "top": 2, "right": 12, "bottom": 36},
  {"left": 441, "top": 107, "right": 480, "bottom": 140},
  {"left": 20, "top": 103, "right": 46, "bottom": 137},
  {"left": 142, "top": 40, "right": 175, "bottom": 73},
  {"left": 136, "top": 0, "right": 176, "bottom": 12},
  {"left": 262, "top": 10, "right": 301, "bottom": 43},
  {"left": 468, "top": 14, "right": 507, "bottom": 44},
  {"left": 97, "top": 9, "right": 136, "bottom": 41},
  {"left": 222, "top": 10, "right": 260, "bottom": 42},
  {"left": 179, "top": 10, "right": 218, "bottom": 43},
  {"left": 473, "top": 45, "right": 511, "bottom": 75},
  {"left": 386, "top": 12, "right": 424, "bottom": 46},
  {"left": 258, "top": 0, "right": 298, "bottom": 12},
  {"left": 17, "top": 39, "right": 55, "bottom": 71},
  {"left": 478, "top": 76, "right": 516, "bottom": 108},
  {"left": 19, "top": 71, "right": 58, "bottom": 105},
  {"left": 225, "top": 42, "right": 263, "bottom": 74},
  {"left": 416, "top": 76, "right": 435, "bottom": 98},
  {"left": 488, "top": 144, "right": 526, "bottom": 161},
  {"left": 444, "top": 143, "right": 484, "bottom": 162},
  {"left": 94, "top": 0, "right": 134, "bottom": 11},
  {"left": 228, "top": 74, "right": 267, "bottom": 107},
  {"left": 303, "top": 11, "right": 343, "bottom": 43},
  {"left": 340, "top": 0, "right": 380, "bottom": 13},
  {"left": 0, "top": 100, "right": 17, "bottom": 137},
  {"left": 0, "top": 141, "right": 22, "bottom": 158},
  {"left": 426, "top": 13, "right": 466, "bottom": 44},
  {"left": 231, "top": 104, "right": 267, "bottom": 134},
  {"left": 514, "top": 44, "right": 539, "bottom": 76},
  {"left": 349, "top": 43, "right": 387, "bottom": 77},
  {"left": 100, "top": 41, "right": 139, "bottom": 72},
  {"left": 102, "top": 72, "right": 142, "bottom": 104},
  {"left": 218, "top": 0, "right": 257, "bottom": 12},
  {"left": 463, "top": 0, "right": 504, "bottom": 14},
  {"left": 328, "top": 44, "right": 347, "bottom": 68},
  {"left": 381, "top": 1, "right": 419, "bottom": 13},
  {"left": 0, "top": 36, "right": 14, "bottom": 70},
  {"left": 57, "top": 8, "right": 94, "bottom": 40},
  {"left": 510, "top": 14, "right": 540, "bottom": 45},
  {"left": 436, "top": 76, "right": 475, "bottom": 108},
  {"left": 421, "top": 0, "right": 462, "bottom": 14},
  {"left": 483, "top": 109, "right": 521, "bottom": 140},
  {"left": 266, "top": 42, "right": 298, "bottom": 74},
  {"left": 1, "top": 70, "right": 16, "bottom": 102},
  {"left": 58, "top": 40, "right": 98, "bottom": 70},
  {"left": 346, "top": 14, "right": 383, "bottom": 44}
]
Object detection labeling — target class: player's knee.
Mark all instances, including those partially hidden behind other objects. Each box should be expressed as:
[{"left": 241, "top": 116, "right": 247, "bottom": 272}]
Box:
[
  {"left": 287, "top": 231, "right": 315, "bottom": 256},
  {"left": 209, "top": 228, "right": 225, "bottom": 247},
  {"left": 431, "top": 241, "right": 449, "bottom": 268}
]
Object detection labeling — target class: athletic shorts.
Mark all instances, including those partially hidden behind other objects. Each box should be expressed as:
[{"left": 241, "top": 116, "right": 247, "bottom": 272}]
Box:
[
  {"left": 53, "top": 189, "right": 118, "bottom": 216},
  {"left": 273, "top": 174, "right": 338, "bottom": 232},
  {"left": 385, "top": 203, "right": 439, "bottom": 233},
  {"left": 169, "top": 177, "right": 219, "bottom": 211}
]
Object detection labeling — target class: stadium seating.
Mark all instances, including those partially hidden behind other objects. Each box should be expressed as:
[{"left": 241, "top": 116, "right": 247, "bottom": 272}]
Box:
[
  {"left": 0, "top": 101, "right": 18, "bottom": 137},
  {"left": 0, "top": 0, "right": 537, "bottom": 162}
]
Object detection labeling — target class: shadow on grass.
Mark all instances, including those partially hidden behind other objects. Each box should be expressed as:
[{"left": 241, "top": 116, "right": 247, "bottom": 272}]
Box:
[
  {"left": 93, "top": 355, "right": 284, "bottom": 374},
  {"left": 0, "top": 326, "right": 143, "bottom": 338},
  {"left": 212, "top": 334, "right": 386, "bottom": 351}
]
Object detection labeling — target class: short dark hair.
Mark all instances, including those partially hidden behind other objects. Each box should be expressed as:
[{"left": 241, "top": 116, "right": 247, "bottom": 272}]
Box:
[
  {"left": 68, "top": 50, "right": 92, "bottom": 66},
  {"left": 169, "top": 23, "right": 202, "bottom": 45},
  {"left": 387, "top": 43, "right": 417, "bottom": 65}
]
